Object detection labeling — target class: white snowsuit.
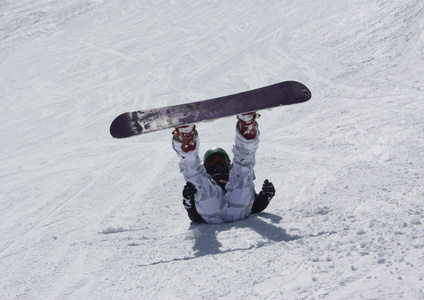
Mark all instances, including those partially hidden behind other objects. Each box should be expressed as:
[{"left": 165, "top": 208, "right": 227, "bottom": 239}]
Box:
[{"left": 173, "top": 125, "right": 259, "bottom": 224}]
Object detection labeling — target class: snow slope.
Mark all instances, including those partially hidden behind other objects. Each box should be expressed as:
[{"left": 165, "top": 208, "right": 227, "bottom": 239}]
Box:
[{"left": 1, "top": 0, "right": 423, "bottom": 299}]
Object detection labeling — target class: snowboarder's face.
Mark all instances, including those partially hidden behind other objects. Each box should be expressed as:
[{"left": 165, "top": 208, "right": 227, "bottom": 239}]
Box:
[{"left": 204, "top": 153, "right": 230, "bottom": 189}]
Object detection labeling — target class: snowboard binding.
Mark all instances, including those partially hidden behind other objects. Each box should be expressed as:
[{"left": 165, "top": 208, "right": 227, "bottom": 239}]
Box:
[
  {"left": 237, "top": 112, "right": 260, "bottom": 140},
  {"left": 173, "top": 124, "right": 197, "bottom": 152}
]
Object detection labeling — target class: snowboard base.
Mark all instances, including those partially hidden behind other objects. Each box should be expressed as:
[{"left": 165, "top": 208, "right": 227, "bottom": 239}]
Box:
[{"left": 110, "top": 81, "right": 311, "bottom": 138}]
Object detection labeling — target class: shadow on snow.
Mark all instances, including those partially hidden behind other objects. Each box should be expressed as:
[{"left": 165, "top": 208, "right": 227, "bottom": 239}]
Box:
[{"left": 137, "top": 213, "right": 301, "bottom": 267}]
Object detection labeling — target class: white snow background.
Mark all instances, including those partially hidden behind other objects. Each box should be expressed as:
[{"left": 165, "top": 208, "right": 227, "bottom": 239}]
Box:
[{"left": 1, "top": 0, "right": 423, "bottom": 299}]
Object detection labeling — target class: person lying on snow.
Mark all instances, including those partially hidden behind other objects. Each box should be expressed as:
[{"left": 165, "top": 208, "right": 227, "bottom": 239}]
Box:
[{"left": 172, "top": 112, "right": 275, "bottom": 224}]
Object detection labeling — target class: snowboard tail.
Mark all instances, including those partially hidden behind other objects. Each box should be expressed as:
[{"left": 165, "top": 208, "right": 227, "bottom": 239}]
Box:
[{"left": 110, "top": 81, "right": 311, "bottom": 138}]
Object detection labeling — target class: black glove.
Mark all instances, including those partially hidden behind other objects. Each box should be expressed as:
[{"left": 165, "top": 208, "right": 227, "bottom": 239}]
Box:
[
  {"left": 182, "top": 182, "right": 197, "bottom": 209},
  {"left": 260, "top": 179, "right": 275, "bottom": 202}
]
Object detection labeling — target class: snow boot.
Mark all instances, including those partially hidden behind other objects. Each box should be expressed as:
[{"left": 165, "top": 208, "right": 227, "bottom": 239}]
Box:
[
  {"left": 173, "top": 124, "right": 197, "bottom": 152},
  {"left": 237, "top": 112, "right": 259, "bottom": 140}
]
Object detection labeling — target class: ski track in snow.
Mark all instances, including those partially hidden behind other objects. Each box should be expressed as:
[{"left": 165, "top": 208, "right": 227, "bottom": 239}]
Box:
[{"left": 1, "top": 0, "right": 424, "bottom": 299}]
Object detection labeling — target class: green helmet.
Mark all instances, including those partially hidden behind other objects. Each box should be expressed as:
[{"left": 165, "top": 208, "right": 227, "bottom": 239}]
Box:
[{"left": 203, "top": 147, "right": 230, "bottom": 172}]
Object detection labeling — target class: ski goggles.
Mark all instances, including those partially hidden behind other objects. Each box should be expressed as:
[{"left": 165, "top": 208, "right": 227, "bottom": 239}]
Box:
[{"left": 204, "top": 153, "right": 230, "bottom": 169}]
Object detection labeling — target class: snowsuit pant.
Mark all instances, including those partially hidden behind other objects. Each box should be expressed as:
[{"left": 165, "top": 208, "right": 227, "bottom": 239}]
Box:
[{"left": 173, "top": 125, "right": 260, "bottom": 224}]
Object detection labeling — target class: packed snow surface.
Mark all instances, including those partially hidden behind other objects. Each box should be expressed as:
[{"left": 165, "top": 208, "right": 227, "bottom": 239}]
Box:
[{"left": 1, "top": 0, "right": 423, "bottom": 299}]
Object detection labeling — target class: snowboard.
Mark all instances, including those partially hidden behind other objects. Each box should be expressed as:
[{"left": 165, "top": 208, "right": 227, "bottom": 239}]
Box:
[{"left": 110, "top": 81, "right": 311, "bottom": 138}]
